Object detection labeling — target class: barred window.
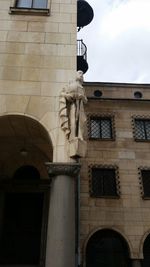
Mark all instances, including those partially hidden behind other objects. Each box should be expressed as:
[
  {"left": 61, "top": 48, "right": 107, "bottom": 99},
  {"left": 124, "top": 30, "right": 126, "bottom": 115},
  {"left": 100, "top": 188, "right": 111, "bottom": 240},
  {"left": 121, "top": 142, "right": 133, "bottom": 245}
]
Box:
[
  {"left": 15, "top": 0, "right": 48, "bottom": 8},
  {"left": 90, "top": 117, "right": 113, "bottom": 139},
  {"left": 134, "top": 119, "right": 150, "bottom": 140},
  {"left": 141, "top": 170, "right": 150, "bottom": 198},
  {"left": 90, "top": 167, "right": 119, "bottom": 198}
]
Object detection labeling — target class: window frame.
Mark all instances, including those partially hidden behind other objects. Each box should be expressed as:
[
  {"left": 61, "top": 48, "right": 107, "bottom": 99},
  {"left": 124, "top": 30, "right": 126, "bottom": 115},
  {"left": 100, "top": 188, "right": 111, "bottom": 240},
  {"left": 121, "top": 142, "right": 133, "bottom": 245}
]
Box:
[
  {"left": 139, "top": 167, "right": 150, "bottom": 199},
  {"left": 133, "top": 116, "right": 150, "bottom": 142},
  {"left": 10, "top": 0, "right": 50, "bottom": 16},
  {"left": 89, "top": 164, "right": 120, "bottom": 199},
  {"left": 88, "top": 114, "right": 115, "bottom": 140}
]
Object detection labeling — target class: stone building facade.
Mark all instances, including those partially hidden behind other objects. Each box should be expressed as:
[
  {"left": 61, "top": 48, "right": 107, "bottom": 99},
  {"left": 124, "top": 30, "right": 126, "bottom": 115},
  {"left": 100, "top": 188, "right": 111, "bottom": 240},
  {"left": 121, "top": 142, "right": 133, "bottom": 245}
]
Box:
[
  {"left": 81, "top": 82, "right": 150, "bottom": 267},
  {"left": 0, "top": 1, "right": 150, "bottom": 267},
  {"left": 0, "top": 1, "right": 77, "bottom": 267}
]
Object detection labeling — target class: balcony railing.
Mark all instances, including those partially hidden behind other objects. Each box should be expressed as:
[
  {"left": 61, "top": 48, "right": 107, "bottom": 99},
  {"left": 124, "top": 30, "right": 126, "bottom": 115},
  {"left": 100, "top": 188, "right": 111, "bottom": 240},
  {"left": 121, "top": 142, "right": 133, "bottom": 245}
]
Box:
[
  {"left": 77, "top": 39, "right": 87, "bottom": 60},
  {"left": 77, "top": 39, "right": 88, "bottom": 73}
]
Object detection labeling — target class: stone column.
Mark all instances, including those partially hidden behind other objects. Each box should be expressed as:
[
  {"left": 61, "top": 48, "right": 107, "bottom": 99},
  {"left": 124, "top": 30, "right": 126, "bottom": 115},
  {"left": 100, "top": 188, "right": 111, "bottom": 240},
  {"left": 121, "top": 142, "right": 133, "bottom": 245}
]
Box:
[
  {"left": 132, "top": 259, "right": 142, "bottom": 267},
  {"left": 45, "top": 162, "right": 81, "bottom": 267}
]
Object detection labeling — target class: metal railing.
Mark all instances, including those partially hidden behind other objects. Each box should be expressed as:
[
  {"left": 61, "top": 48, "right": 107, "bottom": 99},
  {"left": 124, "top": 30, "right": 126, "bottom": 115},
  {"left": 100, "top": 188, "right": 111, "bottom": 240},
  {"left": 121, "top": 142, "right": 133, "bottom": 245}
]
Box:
[{"left": 77, "top": 39, "right": 87, "bottom": 61}]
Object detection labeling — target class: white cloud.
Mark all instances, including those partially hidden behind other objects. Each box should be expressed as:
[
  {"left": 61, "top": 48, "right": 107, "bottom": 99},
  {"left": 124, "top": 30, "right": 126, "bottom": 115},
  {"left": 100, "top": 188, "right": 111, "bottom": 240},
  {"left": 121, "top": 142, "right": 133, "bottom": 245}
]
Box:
[
  {"left": 78, "top": 0, "right": 150, "bottom": 83},
  {"left": 101, "top": 0, "right": 150, "bottom": 39}
]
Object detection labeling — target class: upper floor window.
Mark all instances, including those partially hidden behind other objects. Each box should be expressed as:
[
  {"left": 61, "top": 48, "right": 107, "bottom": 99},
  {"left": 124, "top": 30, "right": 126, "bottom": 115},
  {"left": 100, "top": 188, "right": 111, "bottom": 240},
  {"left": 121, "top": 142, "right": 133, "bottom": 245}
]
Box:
[
  {"left": 140, "top": 169, "right": 150, "bottom": 198},
  {"left": 89, "top": 116, "right": 114, "bottom": 140},
  {"left": 90, "top": 165, "right": 119, "bottom": 198},
  {"left": 15, "top": 0, "right": 48, "bottom": 8},
  {"left": 134, "top": 119, "right": 150, "bottom": 141},
  {"left": 10, "top": 0, "right": 49, "bottom": 15}
]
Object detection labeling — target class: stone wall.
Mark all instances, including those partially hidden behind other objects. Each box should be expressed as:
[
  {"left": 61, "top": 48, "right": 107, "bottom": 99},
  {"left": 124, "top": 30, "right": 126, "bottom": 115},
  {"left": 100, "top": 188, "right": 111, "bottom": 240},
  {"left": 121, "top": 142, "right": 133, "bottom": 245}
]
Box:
[
  {"left": 0, "top": 0, "right": 77, "bottom": 162},
  {"left": 81, "top": 82, "right": 150, "bottom": 263}
]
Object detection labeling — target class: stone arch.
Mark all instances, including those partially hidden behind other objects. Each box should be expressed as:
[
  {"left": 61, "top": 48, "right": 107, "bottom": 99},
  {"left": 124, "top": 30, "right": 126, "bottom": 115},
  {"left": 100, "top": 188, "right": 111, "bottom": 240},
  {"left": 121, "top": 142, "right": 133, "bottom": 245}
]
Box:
[
  {"left": 82, "top": 226, "right": 133, "bottom": 267},
  {"left": 0, "top": 113, "right": 52, "bottom": 264},
  {"left": 13, "top": 165, "right": 41, "bottom": 180},
  {"left": 0, "top": 113, "right": 53, "bottom": 179},
  {"left": 1, "top": 111, "right": 54, "bottom": 147},
  {"left": 0, "top": 97, "right": 67, "bottom": 161}
]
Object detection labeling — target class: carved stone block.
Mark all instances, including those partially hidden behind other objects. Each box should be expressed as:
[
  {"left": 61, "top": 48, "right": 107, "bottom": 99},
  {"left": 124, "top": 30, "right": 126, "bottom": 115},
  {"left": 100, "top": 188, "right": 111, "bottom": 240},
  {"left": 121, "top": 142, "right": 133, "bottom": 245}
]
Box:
[
  {"left": 45, "top": 162, "right": 81, "bottom": 177},
  {"left": 69, "top": 137, "right": 87, "bottom": 158}
]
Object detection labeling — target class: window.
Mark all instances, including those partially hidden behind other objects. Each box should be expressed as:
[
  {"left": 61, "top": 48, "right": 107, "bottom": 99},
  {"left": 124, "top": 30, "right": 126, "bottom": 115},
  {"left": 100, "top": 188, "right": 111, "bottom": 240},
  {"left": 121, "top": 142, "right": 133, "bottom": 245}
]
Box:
[
  {"left": 140, "top": 169, "right": 150, "bottom": 198},
  {"left": 134, "top": 119, "right": 150, "bottom": 141},
  {"left": 90, "top": 166, "right": 119, "bottom": 198},
  {"left": 89, "top": 116, "right": 114, "bottom": 139},
  {"left": 15, "top": 0, "right": 48, "bottom": 8},
  {"left": 93, "top": 90, "right": 102, "bottom": 97},
  {"left": 134, "top": 91, "right": 142, "bottom": 99},
  {"left": 10, "top": 0, "right": 50, "bottom": 15}
]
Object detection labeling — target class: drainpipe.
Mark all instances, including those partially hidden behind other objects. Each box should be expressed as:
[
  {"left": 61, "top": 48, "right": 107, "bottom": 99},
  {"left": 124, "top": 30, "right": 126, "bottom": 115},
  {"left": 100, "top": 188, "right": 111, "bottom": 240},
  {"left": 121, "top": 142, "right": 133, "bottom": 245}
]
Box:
[{"left": 75, "top": 158, "right": 81, "bottom": 267}]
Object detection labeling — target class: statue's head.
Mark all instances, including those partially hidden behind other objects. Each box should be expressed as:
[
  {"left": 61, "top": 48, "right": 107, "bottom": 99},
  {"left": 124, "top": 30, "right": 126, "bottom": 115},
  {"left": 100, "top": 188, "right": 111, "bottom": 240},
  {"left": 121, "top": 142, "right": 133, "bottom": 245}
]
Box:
[{"left": 76, "top": 70, "right": 84, "bottom": 83}]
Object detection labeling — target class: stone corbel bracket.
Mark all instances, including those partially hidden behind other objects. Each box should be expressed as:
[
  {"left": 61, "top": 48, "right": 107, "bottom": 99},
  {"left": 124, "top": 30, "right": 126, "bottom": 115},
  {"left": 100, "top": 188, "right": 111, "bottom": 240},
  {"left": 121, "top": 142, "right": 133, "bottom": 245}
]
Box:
[{"left": 45, "top": 162, "right": 81, "bottom": 177}]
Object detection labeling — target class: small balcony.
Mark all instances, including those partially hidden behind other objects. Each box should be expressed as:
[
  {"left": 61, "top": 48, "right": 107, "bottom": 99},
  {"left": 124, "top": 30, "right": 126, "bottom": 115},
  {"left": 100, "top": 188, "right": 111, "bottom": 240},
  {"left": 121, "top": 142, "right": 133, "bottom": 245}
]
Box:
[{"left": 77, "top": 39, "right": 88, "bottom": 74}]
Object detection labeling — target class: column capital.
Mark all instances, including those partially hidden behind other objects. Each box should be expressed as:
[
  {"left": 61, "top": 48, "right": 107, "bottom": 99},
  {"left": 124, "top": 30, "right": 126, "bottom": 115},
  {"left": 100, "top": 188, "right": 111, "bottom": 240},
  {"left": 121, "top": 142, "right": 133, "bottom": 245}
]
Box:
[{"left": 45, "top": 162, "right": 81, "bottom": 177}]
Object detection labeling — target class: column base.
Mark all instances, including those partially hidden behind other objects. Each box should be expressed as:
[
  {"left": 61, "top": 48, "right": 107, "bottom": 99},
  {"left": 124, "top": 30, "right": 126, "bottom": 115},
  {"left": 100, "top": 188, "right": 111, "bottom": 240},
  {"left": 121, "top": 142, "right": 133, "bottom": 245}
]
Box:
[{"left": 132, "top": 259, "right": 142, "bottom": 267}]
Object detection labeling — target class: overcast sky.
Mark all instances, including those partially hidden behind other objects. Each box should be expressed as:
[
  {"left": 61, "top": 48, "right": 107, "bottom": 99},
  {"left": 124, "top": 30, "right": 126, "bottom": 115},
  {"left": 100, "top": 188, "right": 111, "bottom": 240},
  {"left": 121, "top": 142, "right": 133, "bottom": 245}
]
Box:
[{"left": 78, "top": 0, "right": 150, "bottom": 83}]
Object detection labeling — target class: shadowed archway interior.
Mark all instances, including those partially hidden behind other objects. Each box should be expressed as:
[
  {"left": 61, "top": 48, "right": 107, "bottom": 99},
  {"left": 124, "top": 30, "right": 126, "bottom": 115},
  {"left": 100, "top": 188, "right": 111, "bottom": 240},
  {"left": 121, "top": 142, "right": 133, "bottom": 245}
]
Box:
[
  {"left": 86, "top": 229, "right": 131, "bottom": 267},
  {"left": 0, "top": 115, "right": 53, "bottom": 178},
  {"left": 0, "top": 115, "right": 53, "bottom": 266},
  {"left": 142, "top": 233, "right": 150, "bottom": 267}
]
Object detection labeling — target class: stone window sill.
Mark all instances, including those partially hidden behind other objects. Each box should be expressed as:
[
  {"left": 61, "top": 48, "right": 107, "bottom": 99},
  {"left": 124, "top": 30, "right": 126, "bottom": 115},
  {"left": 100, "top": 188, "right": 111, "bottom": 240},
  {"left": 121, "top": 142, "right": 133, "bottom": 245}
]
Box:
[
  {"left": 89, "top": 137, "right": 115, "bottom": 141},
  {"left": 90, "top": 195, "right": 120, "bottom": 199},
  {"left": 9, "top": 7, "right": 50, "bottom": 16},
  {"left": 135, "top": 139, "right": 150, "bottom": 142},
  {"left": 142, "top": 196, "right": 150, "bottom": 200}
]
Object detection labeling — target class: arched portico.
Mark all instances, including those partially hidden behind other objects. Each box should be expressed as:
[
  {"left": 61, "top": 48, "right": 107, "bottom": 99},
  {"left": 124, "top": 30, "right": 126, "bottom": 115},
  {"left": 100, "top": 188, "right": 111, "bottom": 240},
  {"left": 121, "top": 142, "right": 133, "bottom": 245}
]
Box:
[
  {"left": 0, "top": 114, "right": 53, "bottom": 266},
  {"left": 0, "top": 113, "right": 80, "bottom": 267},
  {"left": 0, "top": 114, "right": 53, "bottom": 178},
  {"left": 84, "top": 228, "right": 132, "bottom": 267},
  {"left": 139, "top": 230, "right": 150, "bottom": 259},
  {"left": 140, "top": 230, "right": 150, "bottom": 267}
]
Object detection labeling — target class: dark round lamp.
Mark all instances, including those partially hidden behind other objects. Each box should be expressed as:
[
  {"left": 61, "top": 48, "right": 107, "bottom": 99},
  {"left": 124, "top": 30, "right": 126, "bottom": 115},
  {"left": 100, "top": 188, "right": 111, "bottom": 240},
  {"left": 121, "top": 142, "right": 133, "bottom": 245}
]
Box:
[{"left": 77, "top": 0, "right": 94, "bottom": 28}]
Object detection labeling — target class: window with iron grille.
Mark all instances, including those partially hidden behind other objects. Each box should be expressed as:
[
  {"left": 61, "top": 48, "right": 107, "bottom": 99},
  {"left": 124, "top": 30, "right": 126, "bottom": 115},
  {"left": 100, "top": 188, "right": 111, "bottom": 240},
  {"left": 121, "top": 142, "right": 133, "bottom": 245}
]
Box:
[
  {"left": 89, "top": 116, "right": 113, "bottom": 139},
  {"left": 15, "top": 0, "right": 48, "bottom": 8},
  {"left": 134, "top": 119, "right": 150, "bottom": 141},
  {"left": 140, "top": 169, "right": 150, "bottom": 198},
  {"left": 90, "top": 167, "right": 119, "bottom": 198}
]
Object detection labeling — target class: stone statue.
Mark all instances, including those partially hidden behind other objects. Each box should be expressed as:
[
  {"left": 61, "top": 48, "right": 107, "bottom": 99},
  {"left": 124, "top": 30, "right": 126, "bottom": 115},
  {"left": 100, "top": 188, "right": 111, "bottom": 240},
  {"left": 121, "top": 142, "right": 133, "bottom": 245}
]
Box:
[{"left": 59, "top": 71, "right": 87, "bottom": 143}]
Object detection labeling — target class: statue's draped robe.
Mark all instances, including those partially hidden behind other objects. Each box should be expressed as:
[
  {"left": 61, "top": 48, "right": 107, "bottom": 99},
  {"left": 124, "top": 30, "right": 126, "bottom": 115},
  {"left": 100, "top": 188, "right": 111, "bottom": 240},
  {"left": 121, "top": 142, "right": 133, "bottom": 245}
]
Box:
[{"left": 59, "top": 81, "right": 87, "bottom": 141}]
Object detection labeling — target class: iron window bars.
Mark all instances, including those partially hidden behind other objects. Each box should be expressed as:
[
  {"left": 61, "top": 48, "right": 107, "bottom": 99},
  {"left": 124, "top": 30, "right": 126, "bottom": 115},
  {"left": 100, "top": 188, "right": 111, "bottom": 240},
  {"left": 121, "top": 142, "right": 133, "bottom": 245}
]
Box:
[
  {"left": 88, "top": 115, "right": 114, "bottom": 140},
  {"left": 134, "top": 118, "right": 150, "bottom": 141},
  {"left": 89, "top": 165, "right": 120, "bottom": 198}
]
